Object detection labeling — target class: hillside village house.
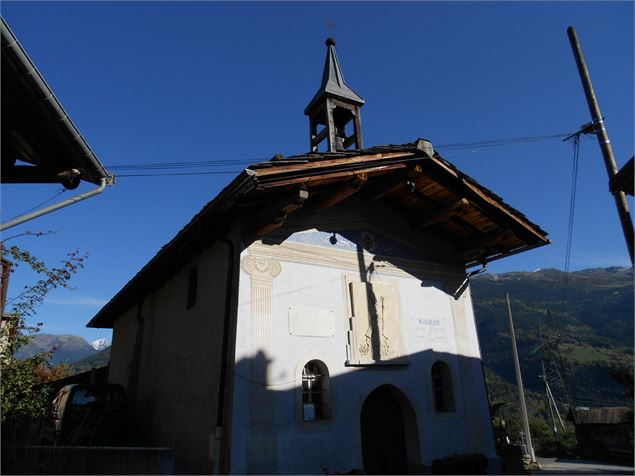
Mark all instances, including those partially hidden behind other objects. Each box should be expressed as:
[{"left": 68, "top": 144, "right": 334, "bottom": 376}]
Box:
[{"left": 88, "top": 39, "right": 549, "bottom": 474}]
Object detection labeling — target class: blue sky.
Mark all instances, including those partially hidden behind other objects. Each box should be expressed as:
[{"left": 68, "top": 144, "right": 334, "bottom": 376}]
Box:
[{"left": 2, "top": 2, "right": 633, "bottom": 343}]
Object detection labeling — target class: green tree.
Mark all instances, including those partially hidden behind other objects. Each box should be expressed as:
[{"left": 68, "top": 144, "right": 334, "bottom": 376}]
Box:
[
  {"left": 1, "top": 233, "right": 86, "bottom": 422},
  {"left": 529, "top": 417, "right": 577, "bottom": 457}
]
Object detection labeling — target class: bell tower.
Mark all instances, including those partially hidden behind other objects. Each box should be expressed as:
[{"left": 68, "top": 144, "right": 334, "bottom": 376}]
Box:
[{"left": 304, "top": 38, "right": 365, "bottom": 152}]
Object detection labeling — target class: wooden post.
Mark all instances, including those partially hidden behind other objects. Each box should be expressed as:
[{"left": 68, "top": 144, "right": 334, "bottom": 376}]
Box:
[
  {"left": 506, "top": 293, "right": 536, "bottom": 462},
  {"left": 567, "top": 26, "right": 634, "bottom": 266}
]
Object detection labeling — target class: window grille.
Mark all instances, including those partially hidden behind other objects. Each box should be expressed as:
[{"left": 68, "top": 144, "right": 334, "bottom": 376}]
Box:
[
  {"left": 431, "top": 361, "right": 455, "bottom": 413},
  {"left": 302, "top": 360, "right": 330, "bottom": 420}
]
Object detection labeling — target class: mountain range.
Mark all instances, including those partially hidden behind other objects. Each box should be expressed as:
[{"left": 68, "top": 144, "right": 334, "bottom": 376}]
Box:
[
  {"left": 91, "top": 338, "right": 109, "bottom": 351},
  {"left": 16, "top": 334, "right": 110, "bottom": 365},
  {"left": 470, "top": 266, "right": 633, "bottom": 411}
]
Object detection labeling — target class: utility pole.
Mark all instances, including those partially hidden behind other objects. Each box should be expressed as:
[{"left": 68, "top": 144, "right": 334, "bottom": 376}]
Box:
[
  {"left": 506, "top": 293, "right": 536, "bottom": 463},
  {"left": 567, "top": 26, "right": 634, "bottom": 266}
]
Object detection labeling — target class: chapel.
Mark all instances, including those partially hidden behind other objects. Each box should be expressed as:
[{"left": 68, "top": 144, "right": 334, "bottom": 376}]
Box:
[{"left": 89, "top": 38, "right": 549, "bottom": 474}]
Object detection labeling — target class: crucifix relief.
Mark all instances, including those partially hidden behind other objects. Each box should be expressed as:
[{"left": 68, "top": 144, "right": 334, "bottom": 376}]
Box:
[{"left": 347, "top": 281, "right": 404, "bottom": 365}]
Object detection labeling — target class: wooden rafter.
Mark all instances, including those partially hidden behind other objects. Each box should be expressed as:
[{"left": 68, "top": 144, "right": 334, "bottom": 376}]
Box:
[
  {"left": 253, "top": 151, "right": 414, "bottom": 177},
  {"left": 420, "top": 159, "right": 546, "bottom": 243},
  {"left": 453, "top": 229, "right": 514, "bottom": 257},
  {"left": 312, "top": 174, "right": 367, "bottom": 212},
  {"left": 258, "top": 165, "right": 394, "bottom": 190},
  {"left": 252, "top": 188, "right": 309, "bottom": 236},
  {"left": 364, "top": 164, "right": 424, "bottom": 203},
  {"left": 415, "top": 198, "right": 469, "bottom": 230}
]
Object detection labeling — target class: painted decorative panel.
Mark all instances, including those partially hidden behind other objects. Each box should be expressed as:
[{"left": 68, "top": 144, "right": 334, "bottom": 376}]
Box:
[{"left": 347, "top": 281, "right": 407, "bottom": 365}]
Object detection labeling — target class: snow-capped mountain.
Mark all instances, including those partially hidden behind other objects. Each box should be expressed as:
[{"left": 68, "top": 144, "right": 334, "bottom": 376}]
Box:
[{"left": 90, "top": 338, "right": 109, "bottom": 351}]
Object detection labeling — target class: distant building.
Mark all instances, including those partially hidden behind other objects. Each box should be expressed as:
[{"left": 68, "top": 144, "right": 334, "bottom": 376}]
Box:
[
  {"left": 610, "top": 156, "right": 634, "bottom": 197},
  {"left": 88, "top": 38, "right": 549, "bottom": 474},
  {"left": 568, "top": 406, "right": 634, "bottom": 460}
]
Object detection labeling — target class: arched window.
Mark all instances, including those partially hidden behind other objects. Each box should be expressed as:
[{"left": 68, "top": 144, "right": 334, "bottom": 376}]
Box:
[
  {"left": 302, "top": 360, "right": 330, "bottom": 421},
  {"left": 431, "top": 361, "right": 455, "bottom": 413}
]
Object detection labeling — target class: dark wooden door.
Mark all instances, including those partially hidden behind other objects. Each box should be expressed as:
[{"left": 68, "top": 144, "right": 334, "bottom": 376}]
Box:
[{"left": 361, "top": 386, "right": 408, "bottom": 474}]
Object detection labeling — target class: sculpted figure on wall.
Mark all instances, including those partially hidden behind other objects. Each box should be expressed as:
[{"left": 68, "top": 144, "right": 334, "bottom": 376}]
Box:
[{"left": 349, "top": 281, "right": 402, "bottom": 363}]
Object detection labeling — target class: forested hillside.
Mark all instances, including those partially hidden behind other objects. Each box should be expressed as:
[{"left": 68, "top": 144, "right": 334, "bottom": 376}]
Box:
[{"left": 471, "top": 267, "right": 633, "bottom": 412}]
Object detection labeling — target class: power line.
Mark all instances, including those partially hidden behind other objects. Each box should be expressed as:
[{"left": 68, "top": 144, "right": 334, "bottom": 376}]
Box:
[
  {"left": 436, "top": 133, "right": 571, "bottom": 151},
  {"left": 5, "top": 188, "right": 66, "bottom": 221},
  {"left": 116, "top": 170, "right": 242, "bottom": 178},
  {"left": 108, "top": 158, "right": 256, "bottom": 170},
  {"left": 563, "top": 135, "right": 581, "bottom": 283},
  {"left": 108, "top": 131, "right": 574, "bottom": 177}
]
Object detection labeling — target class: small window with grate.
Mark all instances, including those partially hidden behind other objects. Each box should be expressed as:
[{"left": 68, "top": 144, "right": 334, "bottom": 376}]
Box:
[
  {"left": 302, "top": 360, "right": 330, "bottom": 421},
  {"left": 186, "top": 267, "right": 197, "bottom": 310},
  {"left": 432, "top": 360, "right": 455, "bottom": 413}
]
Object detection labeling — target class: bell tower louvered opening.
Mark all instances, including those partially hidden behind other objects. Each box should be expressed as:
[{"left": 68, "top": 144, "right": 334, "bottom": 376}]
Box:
[{"left": 304, "top": 38, "right": 365, "bottom": 152}]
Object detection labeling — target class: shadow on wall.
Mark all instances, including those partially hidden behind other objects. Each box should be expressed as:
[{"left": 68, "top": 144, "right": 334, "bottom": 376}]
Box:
[
  {"left": 242, "top": 226, "right": 491, "bottom": 474},
  {"left": 231, "top": 347, "right": 495, "bottom": 475},
  {"left": 261, "top": 227, "right": 466, "bottom": 295}
]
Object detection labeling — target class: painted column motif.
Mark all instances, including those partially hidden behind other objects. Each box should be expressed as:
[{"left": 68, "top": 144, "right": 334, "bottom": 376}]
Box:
[{"left": 241, "top": 254, "right": 281, "bottom": 472}]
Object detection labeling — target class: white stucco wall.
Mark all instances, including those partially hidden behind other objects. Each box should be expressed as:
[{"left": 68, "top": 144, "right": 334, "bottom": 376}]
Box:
[{"left": 230, "top": 201, "right": 496, "bottom": 474}]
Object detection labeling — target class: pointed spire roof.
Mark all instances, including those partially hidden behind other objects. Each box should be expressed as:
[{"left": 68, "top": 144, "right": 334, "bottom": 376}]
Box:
[{"left": 304, "top": 38, "right": 365, "bottom": 115}]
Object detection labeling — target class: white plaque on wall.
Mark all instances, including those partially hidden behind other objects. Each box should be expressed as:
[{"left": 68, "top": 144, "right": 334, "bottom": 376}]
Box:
[{"left": 288, "top": 306, "right": 335, "bottom": 337}]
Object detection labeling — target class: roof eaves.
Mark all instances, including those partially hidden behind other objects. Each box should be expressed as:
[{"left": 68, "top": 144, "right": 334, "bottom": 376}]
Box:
[
  {"left": 87, "top": 169, "right": 255, "bottom": 328},
  {"left": 1, "top": 16, "right": 113, "bottom": 186},
  {"left": 88, "top": 140, "right": 550, "bottom": 327}
]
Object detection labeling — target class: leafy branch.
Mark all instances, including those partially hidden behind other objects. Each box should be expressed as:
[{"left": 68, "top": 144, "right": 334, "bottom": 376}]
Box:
[
  {"left": 3, "top": 247, "right": 88, "bottom": 317},
  {"left": 1, "top": 239, "right": 87, "bottom": 422}
]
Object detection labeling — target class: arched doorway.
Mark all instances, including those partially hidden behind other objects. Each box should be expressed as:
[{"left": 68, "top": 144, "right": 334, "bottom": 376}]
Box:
[{"left": 360, "top": 385, "right": 420, "bottom": 474}]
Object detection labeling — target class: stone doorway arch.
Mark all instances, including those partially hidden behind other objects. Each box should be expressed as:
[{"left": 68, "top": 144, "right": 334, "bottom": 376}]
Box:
[{"left": 360, "top": 384, "right": 421, "bottom": 474}]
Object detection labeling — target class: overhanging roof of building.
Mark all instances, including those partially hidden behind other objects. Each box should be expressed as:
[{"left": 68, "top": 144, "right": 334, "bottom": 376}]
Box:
[
  {"left": 88, "top": 139, "right": 549, "bottom": 329},
  {"left": 570, "top": 407, "right": 633, "bottom": 425},
  {"left": 610, "top": 156, "right": 634, "bottom": 197},
  {"left": 1, "top": 17, "right": 112, "bottom": 189}
]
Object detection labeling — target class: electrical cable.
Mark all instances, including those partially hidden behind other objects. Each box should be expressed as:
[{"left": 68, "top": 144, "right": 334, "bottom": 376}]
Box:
[
  {"left": 108, "top": 131, "right": 574, "bottom": 177},
  {"left": 116, "top": 170, "right": 242, "bottom": 178},
  {"left": 559, "top": 135, "right": 582, "bottom": 316},
  {"left": 4, "top": 188, "right": 66, "bottom": 222}
]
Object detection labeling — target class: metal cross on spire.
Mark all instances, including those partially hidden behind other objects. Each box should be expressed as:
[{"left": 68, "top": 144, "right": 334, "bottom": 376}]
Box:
[{"left": 326, "top": 19, "right": 335, "bottom": 36}]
